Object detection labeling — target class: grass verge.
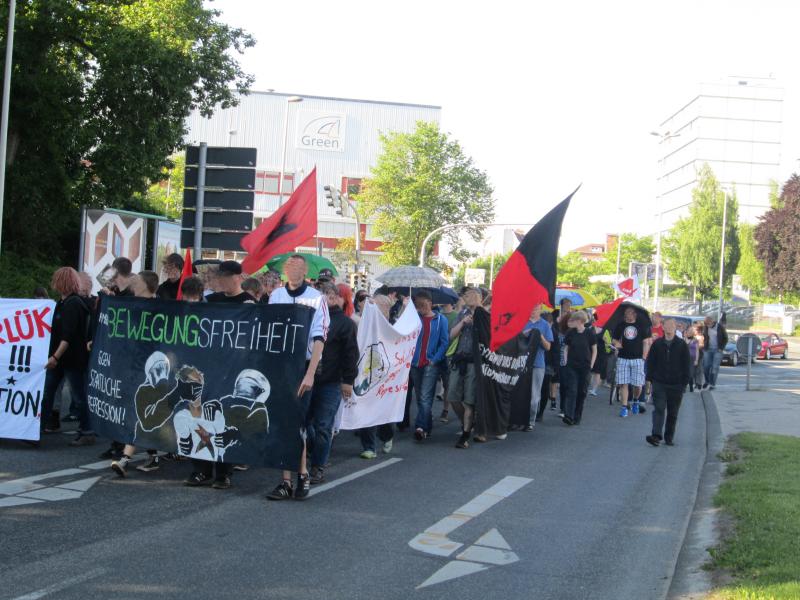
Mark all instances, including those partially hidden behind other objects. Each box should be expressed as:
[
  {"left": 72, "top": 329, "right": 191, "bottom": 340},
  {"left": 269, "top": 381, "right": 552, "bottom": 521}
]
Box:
[{"left": 709, "top": 433, "right": 800, "bottom": 600}]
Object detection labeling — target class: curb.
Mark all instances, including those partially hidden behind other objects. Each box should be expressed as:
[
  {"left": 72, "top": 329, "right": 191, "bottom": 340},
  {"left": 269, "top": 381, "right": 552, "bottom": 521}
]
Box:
[{"left": 666, "top": 391, "right": 725, "bottom": 599}]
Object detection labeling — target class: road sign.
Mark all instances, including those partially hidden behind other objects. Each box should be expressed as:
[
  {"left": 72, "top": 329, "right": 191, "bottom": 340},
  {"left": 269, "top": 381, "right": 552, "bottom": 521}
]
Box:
[
  {"left": 182, "top": 189, "right": 254, "bottom": 211},
  {"left": 180, "top": 209, "right": 252, "bottom": 232},
  {"left": 465, "top": 268, "right": 486, "bottom": 285},
  {"left": 179, "top": 230, "right": 248, "bottom": 252},
  {"left": 186, "top": 146, "right": 256, "bottom": 168},
  {"left": 737, "top": 333, "right": 761, "bottom": 391}
]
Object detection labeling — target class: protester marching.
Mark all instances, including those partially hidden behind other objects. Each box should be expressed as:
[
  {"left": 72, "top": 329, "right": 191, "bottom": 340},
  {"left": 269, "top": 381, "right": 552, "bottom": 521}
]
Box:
[{"left": 0, "top": 184, "right": 703, "bottom": 505}]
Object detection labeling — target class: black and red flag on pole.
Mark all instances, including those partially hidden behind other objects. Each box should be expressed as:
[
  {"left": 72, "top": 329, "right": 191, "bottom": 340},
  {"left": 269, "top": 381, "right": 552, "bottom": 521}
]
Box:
[
  {"left": 240, "top": 168, "right": 318, "bottom": 274},
  {"left": 490, "top": 187, "right": 580, "bottom": 351}
]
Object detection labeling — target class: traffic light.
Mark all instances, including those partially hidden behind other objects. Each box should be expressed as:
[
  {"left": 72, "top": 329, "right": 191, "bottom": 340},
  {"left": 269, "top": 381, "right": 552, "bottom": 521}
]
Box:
[
  {"left": 349, "top": 272, "right": 367, "bottom": 291},
  {"left": 324, "top": 185, "right": 344, "bottom": 216}
]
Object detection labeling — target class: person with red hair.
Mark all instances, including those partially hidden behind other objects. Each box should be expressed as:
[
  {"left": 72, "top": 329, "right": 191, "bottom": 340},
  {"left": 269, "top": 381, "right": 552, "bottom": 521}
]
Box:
[
  {"left": 41, "top": 267, "right": 95, "bottom": 446},
  {"left": 337, "top": 283, "right": 354, "bottom": 317}
]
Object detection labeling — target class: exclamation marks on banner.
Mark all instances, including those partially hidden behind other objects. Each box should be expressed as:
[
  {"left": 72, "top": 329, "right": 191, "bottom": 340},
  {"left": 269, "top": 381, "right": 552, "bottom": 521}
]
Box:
[{"left": 8, "top": 345, "right": 31, "bottom": 373}]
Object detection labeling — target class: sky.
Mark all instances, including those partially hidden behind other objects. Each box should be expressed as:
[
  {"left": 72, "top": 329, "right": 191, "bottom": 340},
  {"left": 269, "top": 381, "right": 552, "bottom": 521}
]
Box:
[{"left": 211, "top": 0, "right": 800, "bottom": 256}]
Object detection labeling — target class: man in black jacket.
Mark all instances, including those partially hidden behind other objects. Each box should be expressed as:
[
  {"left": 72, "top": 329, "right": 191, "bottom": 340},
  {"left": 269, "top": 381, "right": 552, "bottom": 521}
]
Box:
[
  {"left": 308, "top": 283, "right": 358, "bottom": 484},
  {"left": 700, "top": 315, "right": 728, "bottom": 390},
  {"left": 645, "top": 318, "right": 691, "bottom": 447}
]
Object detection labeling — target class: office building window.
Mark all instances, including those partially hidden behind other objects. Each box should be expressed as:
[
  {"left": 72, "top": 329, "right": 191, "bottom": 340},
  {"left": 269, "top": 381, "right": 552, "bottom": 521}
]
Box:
[
  {"left": 341, "top": 177, "right": 363, "bottom": 196},
  {"left": 256, "top": 171, "right": 294, "bottom": 195}
]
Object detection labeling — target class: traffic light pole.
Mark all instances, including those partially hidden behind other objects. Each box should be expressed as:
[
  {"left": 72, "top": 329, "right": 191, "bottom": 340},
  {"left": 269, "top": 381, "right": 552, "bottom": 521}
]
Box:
[{"left": 193, "top": 142, "right": 207, "bottom": 259}]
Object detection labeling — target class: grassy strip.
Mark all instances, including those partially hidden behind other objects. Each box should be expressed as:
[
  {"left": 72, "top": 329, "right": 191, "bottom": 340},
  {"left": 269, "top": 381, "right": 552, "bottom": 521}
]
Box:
[{"left": 709, "top": 433, "right": 800, "bottom": 600}]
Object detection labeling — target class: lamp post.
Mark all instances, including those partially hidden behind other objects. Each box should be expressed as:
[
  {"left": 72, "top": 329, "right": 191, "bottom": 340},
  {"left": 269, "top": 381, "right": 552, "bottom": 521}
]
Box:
[
  {"left": 0, "top": 0, "right": 16, "bottom": 258},
  {"left": 278, "top": 96, "right": 302, "bottom": 206},
  {"left": 418, "top": 222, "right": 534, "bottom": 267},
  {"left": 718, "top": 187, "right": 729, "bottom": 320}
]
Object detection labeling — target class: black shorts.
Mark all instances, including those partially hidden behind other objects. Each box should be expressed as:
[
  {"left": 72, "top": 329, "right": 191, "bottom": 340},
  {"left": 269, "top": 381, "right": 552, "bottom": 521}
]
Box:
[{"left": 592, "top": 351, "right": 609, "bottom": 375}]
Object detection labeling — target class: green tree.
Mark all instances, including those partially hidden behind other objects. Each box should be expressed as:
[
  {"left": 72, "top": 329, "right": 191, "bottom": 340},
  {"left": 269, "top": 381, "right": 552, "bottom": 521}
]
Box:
[
  {"left": 138, "top": 153, "right": 186, "bottom": 219},
  {"left": 600, "top": 233, "right": 655, "bottom": 276},
  {"left": 1, "top": 0, "right": 254, "bottom": 258},
  {"left": 663, "top": 165, "right": 740, "bottom": 298},
  {"left": 736, "top": 223, "right": 766, "bottom": 293},
  {"left": 358, "top": 121, "right": 495, "bottom": 267},
  {"left": 557, "top": 252, "right": 595, "bottom": 287},
  {"left": 754, "top": 174, "right": 800, "bottom": 295}
]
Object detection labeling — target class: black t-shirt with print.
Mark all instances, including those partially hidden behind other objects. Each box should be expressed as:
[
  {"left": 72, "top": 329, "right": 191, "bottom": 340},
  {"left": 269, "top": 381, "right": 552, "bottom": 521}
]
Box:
[
  {"left": 205, "top": 291, "right": 254, "bottom": 304},
  {"left": 613, "top": 320, "right": 650, "bottom": 359},
  {"left": 565, "top": 327, "right": 596, "bottom": 369}
]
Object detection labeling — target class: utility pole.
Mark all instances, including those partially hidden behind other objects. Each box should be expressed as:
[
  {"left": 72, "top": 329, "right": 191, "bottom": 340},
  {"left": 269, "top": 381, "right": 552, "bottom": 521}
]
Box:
[{"left": 0, "top": 0, "right": 17, "bottom": 258}]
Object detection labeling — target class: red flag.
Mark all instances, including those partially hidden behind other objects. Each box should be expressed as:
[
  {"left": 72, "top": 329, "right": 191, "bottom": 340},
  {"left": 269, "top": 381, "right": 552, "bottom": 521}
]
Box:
[
  {"left": 490, "top": 187, "right": 579, "bottom": 351},
  {"left": 241, "top": 168, "right": 318, "bottom": 274},
  {"left": 176, "top": 248, "right": 193, "bottom": 300},
  {"left": 592, "top": 297, "right": 624, "bottom": 328}
]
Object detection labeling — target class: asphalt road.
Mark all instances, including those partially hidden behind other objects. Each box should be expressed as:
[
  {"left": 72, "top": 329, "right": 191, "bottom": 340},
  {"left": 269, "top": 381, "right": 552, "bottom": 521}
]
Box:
[{"left": 1, "top": 386, "right": 709, "bottom": 600}]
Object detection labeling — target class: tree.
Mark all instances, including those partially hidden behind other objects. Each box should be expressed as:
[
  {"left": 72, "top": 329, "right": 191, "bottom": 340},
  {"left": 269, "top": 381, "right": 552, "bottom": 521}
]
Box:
[
  {"left": 754, "top": 174, "right": 800, "bottom": 294},
  {"left": 736, "top": 223, "right": 766, "bottom": 293},
  {"left": 137, "top": 153, "right": 186, "bottom": 219},
  {"left": 1, "top": 0, "right": 254, "bottom": 258},
  {"left": 358, "top": 121, "right": 495, "bottom": 267},
  {"left": 600, "top": 233, "right": 654, "bottom": 276},
  {"left": 452, "top": 251, "right": 511, "bottom": 290},
  {"left": 663, "top": 164, "right": 740, "bottom": 298},
  {"left": 557, "top": 252, "right": 595, "bottom": 287}
]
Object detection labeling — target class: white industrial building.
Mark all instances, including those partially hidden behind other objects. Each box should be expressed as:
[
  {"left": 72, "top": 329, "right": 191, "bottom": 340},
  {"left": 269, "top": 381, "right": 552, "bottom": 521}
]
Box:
[
  {"left": 655, "top": 76, "right": 783, "bottom": 223},
  {"left": 184, "top": 91, "right": 441, "bottom": 276}
]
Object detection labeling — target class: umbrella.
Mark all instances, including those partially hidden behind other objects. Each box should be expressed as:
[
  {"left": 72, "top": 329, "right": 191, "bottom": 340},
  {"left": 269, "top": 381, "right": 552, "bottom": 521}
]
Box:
[
  {"left": 600, "top": 301, "right": 652, "bottom": 336},
  {"left": 376, "top": 266, "right": 446, "bottom": 288},
  {"left": 263, "top": 253, "right": 339, "bottom": 280},
  {"left": 555, "top": 287, "right": 601, "bottom": 308},
  {"left": 377, "top": 286, "right": 459, "bottom": 305}
]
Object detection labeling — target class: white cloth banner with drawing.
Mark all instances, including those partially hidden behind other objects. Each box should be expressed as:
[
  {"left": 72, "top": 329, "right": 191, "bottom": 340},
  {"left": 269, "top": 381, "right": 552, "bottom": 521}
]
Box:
[
  {"left": 338, "top": 302, "right": 421, "bottom": 430},
  {"left": 0, "top": 299, "right": 56, "bottom": 441}
]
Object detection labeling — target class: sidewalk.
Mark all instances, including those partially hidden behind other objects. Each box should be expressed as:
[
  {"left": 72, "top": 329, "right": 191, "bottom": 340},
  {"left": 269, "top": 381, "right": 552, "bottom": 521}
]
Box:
[{"left": 668, "top": 373, "right": 800, "bottom": 599}]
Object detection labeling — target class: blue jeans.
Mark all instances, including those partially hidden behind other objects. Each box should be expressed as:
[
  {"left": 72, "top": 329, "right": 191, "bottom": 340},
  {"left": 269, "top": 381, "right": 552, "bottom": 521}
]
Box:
[
  {"left": 359, "top": 424, "right": 394, "bottom": 452},
  {"left": 410, "top": 364, "right": 439, "bottom": 434},
  {"left": 307, "top": 382, "right": 342, "bottom": 469},
  {"left": 703, "top": 349, "right": 722, "bottom": 386},
  {"left": 41, "top": 366, "right": 91, "bottom": 433}
]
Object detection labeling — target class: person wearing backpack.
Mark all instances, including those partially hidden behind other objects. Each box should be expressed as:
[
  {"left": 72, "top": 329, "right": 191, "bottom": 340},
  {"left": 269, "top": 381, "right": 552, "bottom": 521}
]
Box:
[{"left": 41, "top": 267, "right": 94, "bottom": 446}]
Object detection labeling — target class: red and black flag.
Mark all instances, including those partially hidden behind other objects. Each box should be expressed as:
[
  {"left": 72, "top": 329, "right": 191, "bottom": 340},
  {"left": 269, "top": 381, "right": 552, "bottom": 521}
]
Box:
[
  {"left": 490, "top": 187, "right": 579, "bottom": 350},
  {"left": 175, "top": 248, "right": 193, "bottom": 300},
  {"left": 241, "top": 168, "right": 318, "bottom": 274}
]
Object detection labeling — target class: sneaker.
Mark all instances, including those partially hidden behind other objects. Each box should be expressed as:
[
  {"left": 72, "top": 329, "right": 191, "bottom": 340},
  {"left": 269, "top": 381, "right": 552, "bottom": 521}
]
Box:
[
  {"left": 631, "top": 402, "right": 640, "bottom": 415},
  {"left": 184, "top": 472, "right": 212, "bottom": 487},
  {"left": 232, "top": 464, "right": 249, "bottom": 472},
  {"left": 382, "top": 439, "right": 393, "bottom": 454},
  {"left": 266, "top": 480, "right": 293, "bottom": 500},
  {"left": 665, "top": 440, "right": 675, "bottom": 446},
  {"left": 414, "top": 428, "right": 425, "bottom": 441},
  {"left": 473, "top": 435, "right": 487, "bottom": 443},
  {"left": 359, "top": 449, "right": 377, "bottom": 459},
  {"left": 523, "top": 424, "right": 534, "bottom": 432},
  {"left": 136, "top": 455, "right": 160, "bottom": 472},
  {"left": 646, "top": 435, "right": 661, "bottom": 447},
  {"left": 439, "top": 410, "right": 449, "bottom": 423},
  {"left": 455, "top": 432, "right": 470, "bottom": 449},
  {"left": 619, "top": 406, "right": 629, "bottom": 418},
  {"left": 638, "top": 404, "right": 647, "bottom": 414},
  {"left": 69, "top": 434, "right": 96, "bottom": 447},
  {"left": 111, "top": 456, "right": 130, "bottom": 478},
  {"left": 309, "top": 466, "right": 325, "bottom": 485},
  {"left": 588, "top": 389, "right": 598, "bottom": 397},
  {"left": 212, "top": 476, "right": 232, "bottom": 490},
  {"left": 562, "top": 416, "right": 574, "bottom": 426},
  {"left": 496, "top": 433, "right": 508, "bottom": 440},
  {"left": 558, "top": 412, "right": 565, "bottom": 418},
  {"left": 709, "top": 385, "right": 715, "bottom": 390},
  {"left": 294, "top": 473, "right": 310, "bottom": 500}
]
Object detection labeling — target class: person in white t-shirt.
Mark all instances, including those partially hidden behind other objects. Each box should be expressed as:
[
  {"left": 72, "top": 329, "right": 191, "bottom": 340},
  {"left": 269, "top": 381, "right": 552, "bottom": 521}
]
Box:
[{"left": 266, "top": 255, "right": 329, "bottom": 501}]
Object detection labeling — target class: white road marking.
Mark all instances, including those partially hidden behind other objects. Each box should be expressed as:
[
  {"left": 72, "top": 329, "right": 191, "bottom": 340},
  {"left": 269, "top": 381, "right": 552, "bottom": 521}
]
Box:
[
  {"left": 9, "top": 568, "right": 107, "bottom": 600},
  {"left": 309, "top": 458, "right": 403, "bottom": 497},
  {"left": 409, "top": 475, "right": 532, "bottom": 589}
]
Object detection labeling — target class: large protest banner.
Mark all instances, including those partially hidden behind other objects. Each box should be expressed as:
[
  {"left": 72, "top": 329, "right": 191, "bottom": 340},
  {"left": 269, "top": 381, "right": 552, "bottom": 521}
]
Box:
[
  {"left": 338, "top": 302, "right": 421, "bottom": 430},
  {"left": 473, "top": 307, "right": 534, "bottom": 436},
  {"left": 88, "top": 296, "right": 313, "bottom": 470},
  {"left": 0, "top": 299, "right": 55, "bottom": 441}
]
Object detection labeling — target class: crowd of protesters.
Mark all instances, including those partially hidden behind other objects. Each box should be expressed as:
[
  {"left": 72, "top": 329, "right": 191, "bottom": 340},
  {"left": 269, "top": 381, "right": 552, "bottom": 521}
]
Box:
[{"left": 31, "top": 252, "right": 726, "bottom": 499}]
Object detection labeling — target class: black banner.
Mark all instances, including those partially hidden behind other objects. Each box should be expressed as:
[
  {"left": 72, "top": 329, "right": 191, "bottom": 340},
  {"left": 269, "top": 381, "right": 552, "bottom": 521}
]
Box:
[
  {"left": 473, "top": 307, "right": 535, "bottom": 436},
  {"left": 88, "top": 296, "right": 313, "bottom": 471}
]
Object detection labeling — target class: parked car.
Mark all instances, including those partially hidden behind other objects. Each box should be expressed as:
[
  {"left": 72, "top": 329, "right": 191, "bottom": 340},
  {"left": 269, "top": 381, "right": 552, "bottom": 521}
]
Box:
[
  {"left": 754, "top": 332, "right": 789, "bottom": 360},
  {"left": 722, "top": 340, "right": 742, "bottom": 366}
]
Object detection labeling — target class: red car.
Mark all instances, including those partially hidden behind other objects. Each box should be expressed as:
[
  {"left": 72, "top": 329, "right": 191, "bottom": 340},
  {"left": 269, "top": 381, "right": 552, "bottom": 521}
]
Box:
[{"left": 754, "top": 332, "right": 789, "bottom": 360}]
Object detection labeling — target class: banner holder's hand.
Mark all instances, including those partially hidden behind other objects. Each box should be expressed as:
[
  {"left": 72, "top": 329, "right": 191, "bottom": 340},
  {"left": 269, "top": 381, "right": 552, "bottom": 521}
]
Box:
[
  {"left": 341, "top": 383, "right": 353, "bottom": 401},
  {"left": 297, "top": 373, "right": 314, "bottom": 397}
]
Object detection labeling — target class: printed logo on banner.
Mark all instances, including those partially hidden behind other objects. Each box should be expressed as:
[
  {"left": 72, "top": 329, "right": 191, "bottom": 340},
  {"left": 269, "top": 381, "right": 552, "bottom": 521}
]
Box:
[
  {"left": 87, "top": 297, "right": 313, "bottom": 470},
  {"left": 0, "top": 300, "right": 56, "bottom": 442}
]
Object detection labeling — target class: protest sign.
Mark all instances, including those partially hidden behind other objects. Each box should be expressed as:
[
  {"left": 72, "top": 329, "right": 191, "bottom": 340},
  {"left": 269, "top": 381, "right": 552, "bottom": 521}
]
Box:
[
  {"left": 88, "top": 296, "right": 313, "bottom": 470},
  {"left": 338, "top": 302, "right": 421, "bottom": 430},
  {"left": 0, "top": 299, "right": 55, "bottom": 441}
]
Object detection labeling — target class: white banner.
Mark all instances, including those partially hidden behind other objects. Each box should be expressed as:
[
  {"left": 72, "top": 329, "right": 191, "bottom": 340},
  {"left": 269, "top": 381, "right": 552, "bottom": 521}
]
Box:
[
  {"left": 614, "top": 274, "right": 642, "bottom": 303},
  {"left": 339, "top": 302, "right": 421, "bottom": 430},
  {"left": 0, "top": 299, "right": 56, "bottom": 441}
]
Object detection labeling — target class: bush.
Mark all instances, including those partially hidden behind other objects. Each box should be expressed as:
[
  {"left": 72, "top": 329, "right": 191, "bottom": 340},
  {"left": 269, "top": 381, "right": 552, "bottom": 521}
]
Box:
[{"left": 0, "top": 251, "right": 61, "bottom": 299}]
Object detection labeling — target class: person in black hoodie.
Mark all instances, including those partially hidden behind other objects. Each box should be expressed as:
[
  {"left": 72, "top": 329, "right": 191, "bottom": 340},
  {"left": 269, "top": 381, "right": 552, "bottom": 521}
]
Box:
[
  {"left": 307, "top": 282, "right": 358, "bottom": 484},
  {"left": 156, "top": 253, "right": 184, "bottom": 300},
  {"left": 645, "top": 318, "right": 691, "bottom": 447},
  {"left": 41, "top": 267, "right": 94, "bottom": 445}
]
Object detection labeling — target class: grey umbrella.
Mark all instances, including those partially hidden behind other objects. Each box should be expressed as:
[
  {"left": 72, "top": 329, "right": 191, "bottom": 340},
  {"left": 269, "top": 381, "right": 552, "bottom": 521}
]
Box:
[{"left": 376, "top": 266, "right": 446, "bottom": 289}]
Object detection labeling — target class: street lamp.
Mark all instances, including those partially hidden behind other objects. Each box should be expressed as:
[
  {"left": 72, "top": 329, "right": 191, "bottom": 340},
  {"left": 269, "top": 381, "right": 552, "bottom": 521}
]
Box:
[
  {"left": 0, "top": 0, "right": 16, "bottom": 258},
  {"left": 718, "top": 186, "right": 729, "bottom": 320},
  {"left": 650, "top": 129, "right": 682, "bottom": 309},
  {"left": 418, "top": 222, "right": 535, "bottom": 267},
  {"left": 278, "top": 95, "right": 303, "bottom": 207}
]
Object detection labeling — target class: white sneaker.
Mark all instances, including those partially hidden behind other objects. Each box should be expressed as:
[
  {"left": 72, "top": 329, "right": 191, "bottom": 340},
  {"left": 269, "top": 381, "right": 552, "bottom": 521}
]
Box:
[
  {"left": 382, "top": 439, "right": 393, "bottom": 454},
  {"left": 111, "top": 456, "right": 130, "bottom": 478},
  {"left": 588, "top": 389, "right": 598, "bottom": 397},
  {"left": 496, "top": 434, "right": 508, "bottom": 440}
]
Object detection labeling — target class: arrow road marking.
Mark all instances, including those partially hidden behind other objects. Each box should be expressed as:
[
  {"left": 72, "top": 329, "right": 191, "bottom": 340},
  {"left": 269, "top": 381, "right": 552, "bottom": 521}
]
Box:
[{"left": 408, "top": 475, "right": 532, "bottom": 588}]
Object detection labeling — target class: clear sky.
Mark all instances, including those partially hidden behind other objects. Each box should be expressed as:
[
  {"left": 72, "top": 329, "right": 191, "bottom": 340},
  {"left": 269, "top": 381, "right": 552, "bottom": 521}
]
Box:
[{"left": 212, "top": 0, "right": 800, "bottom": 254}]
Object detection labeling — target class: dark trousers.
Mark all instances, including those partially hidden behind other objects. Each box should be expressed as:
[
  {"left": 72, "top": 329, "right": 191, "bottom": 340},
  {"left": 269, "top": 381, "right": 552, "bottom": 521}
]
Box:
[
  {"left": 400, "top": 378, "right": 414, "bottom": 428},
  {"left": 41, "top": 366, "right": 91, "bottom": 433},
  {"left": 536, "top": 373, "right": 552, "bottom": 420},
  {"left": 651, "top": 382, "right": 684, "bottom": 442},
  {"left": 562, "top": 365, "right": 590, "bottom": 423},
  {"left": 359, "top": 424, "right": 394, "bottom": 452},
  {"left": 306, "top": 382, "right": 342, "bottom": 469},
  {"left": 192, "top": 459, "right": 232, "bottom": 480}
]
